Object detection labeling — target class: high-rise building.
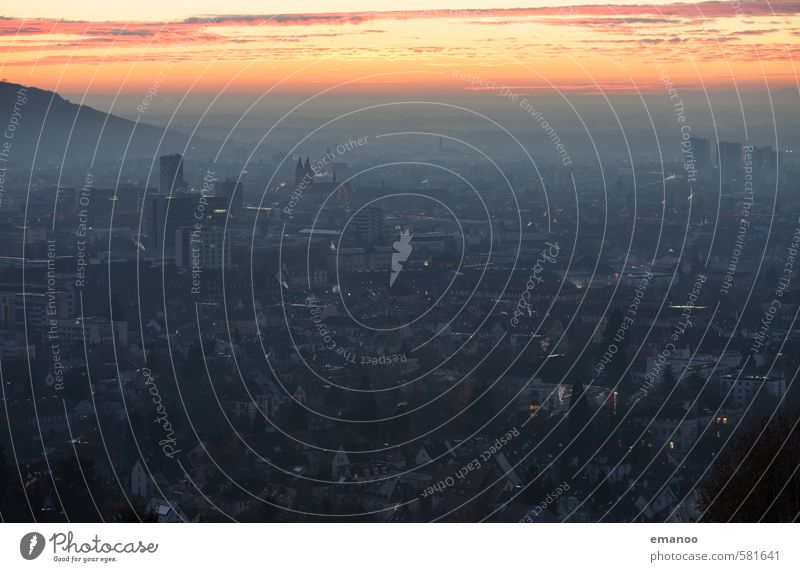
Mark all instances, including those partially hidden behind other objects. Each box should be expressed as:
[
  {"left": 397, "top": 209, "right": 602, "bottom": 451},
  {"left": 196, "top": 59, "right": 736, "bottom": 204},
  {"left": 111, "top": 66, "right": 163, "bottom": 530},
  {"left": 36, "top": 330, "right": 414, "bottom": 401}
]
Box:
[
  {"left": 689, "top": 136, "right": 712, "bottom": 177},
  {"left": 175, "top": 226, "right": 231, "bottom": 271},
  {"left": 146, "top": 193, "right": 229, "bottom": 253},
  {"left": 751, "top": 145, "right": 779, "bottom": 185},
  {"left": 352, "top": 206, "right": 384, "bottom": 245},
  {"left": 145, "top": 194, "right": 168, "bottom": 253},
  {"left": 217, "top": 178, "right": 244, "bottom": 212},
  {"left": 752, "top": 145, "right": 777, "bottom": 171},
  {"left": 717, "top": 141, "right": 742, "bottom": 182},
  {"left": 160, "top": 153, "right": 186, "bottom": 194}
]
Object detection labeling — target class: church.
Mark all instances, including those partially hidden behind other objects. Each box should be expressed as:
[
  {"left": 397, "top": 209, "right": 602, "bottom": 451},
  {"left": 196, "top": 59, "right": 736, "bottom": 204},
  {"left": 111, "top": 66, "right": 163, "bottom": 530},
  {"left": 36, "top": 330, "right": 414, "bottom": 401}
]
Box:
[{"left": 294, "top": 155, "right": 350, "bottom": 203}]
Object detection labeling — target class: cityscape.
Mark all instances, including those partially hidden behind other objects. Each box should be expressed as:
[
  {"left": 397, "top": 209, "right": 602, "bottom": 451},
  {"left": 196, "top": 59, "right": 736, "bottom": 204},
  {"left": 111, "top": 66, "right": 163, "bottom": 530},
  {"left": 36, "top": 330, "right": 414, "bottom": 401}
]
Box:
[{"left": 0, "top": 0, "right": 799, "bottom": 527}]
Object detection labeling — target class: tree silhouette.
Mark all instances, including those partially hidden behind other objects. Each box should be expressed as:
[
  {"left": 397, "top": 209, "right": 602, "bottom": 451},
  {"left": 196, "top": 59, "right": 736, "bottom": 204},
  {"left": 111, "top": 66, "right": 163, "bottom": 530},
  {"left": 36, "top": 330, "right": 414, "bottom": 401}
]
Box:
[
  {"left": 54, "top": 456, "right": 103, "bottom": 522},
  {"left": 660, "top": 365, "right": 677, "bottom": 399},
  {"left": 699, "top": 410, "right": 800, "bottom": 521},
  {"left": 117, "top": 504, "right": 157, "bottom": 522},
  {"left": 287, "top": 399, "right": 309, "bottom": 431},
  {"left": 568, "top": 379, "right": 591, "bottom": 458},
  {"left": 350, "top": 375, "right": 378, "bottom": 422}
]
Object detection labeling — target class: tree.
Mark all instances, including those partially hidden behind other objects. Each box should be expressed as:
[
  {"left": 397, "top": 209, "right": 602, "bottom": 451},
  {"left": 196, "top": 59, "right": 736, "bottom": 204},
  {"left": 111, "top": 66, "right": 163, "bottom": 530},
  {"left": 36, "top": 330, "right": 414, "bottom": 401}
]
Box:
[
  {"left": 597, "top": 309, "right": 632, "bottom": 389},
  {"left": 600, "top": 309, "right": 624, "bottom": 349},
  {"left": 287, "top": 399, "right": 309, "bottom": 431},
  {"left": 117, "top": 504, "right": 157, "bottom": 522},
  {"left": 678, "top": 372, "right": 705, "bottom": 402},
  {"left": 615, "top": 373, "right": 635, "bottom": 415},
  {"left": 0, "top": 444, "right": 8, "bottom": 499},
  {"left": 184, "top": 343, "right": 205, "bottom": 380},
  {"left": 391, "top": 402, "right": 410, "bottom": 441},
  {"left": 54, "top": 456, "right": 103, "bottom": 522},
  {"left": 699, "top": 410, "right": 800, "bottom": 522},
  {"left": 106, "top": 297, "right": 126, "bottom": 321},
  {"left": 660, "top": 365, "right": 677, "bottom": 398},
  {"left": 350, "top": 375, "right": 378, "bottom": 422},
  {"left": 568, "top": 379, "right": 591, "bottom": 452},
  {"left": 0, "top": 444, "right": 15, "bottom": 520}
]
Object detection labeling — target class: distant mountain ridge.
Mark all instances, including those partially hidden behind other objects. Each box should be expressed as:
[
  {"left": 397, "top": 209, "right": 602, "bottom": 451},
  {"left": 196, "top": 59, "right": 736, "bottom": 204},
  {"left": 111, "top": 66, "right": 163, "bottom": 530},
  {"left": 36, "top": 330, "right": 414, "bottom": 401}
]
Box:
[{"left": 0, "top": 81, "right": 213, "bottom": 166}]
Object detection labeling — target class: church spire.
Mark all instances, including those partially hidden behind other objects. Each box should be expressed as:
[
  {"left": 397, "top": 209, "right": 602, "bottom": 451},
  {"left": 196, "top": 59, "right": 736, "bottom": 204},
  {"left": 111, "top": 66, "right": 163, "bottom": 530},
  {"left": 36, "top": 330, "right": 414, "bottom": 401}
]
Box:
[
  {"left": 304, "top": 156, "right": 314, "bottom": 189},
  {"left": 295, "top": 155, "right": 305, "bottom": 188}
]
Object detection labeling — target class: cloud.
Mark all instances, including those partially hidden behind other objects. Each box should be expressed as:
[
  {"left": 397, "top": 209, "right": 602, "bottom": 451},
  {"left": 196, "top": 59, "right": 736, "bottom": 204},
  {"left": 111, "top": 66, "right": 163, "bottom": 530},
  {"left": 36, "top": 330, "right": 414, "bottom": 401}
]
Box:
[
  {"left": 189, "top": 2, "right": 794, "bottom": 36},
  {"left": 731, "top": 28, "right": 780, "bottom": 35},
  {"left": 461, "top": 81, "right": 672, "bottom": 95},
  {"left": 106, "top": 28, "right": 156, "bottom": 37},
  {"left": 0, "top": 26, "right": 44, "bottom": 35},
  {"left": 182, "top": 13, "right": 370, "bottom": 26},
  {"left": 3, "top": 1, "right": 799, "bottom": 36},
  {"left": 1, "top": 1, "right": 798, "bottom": 82}
]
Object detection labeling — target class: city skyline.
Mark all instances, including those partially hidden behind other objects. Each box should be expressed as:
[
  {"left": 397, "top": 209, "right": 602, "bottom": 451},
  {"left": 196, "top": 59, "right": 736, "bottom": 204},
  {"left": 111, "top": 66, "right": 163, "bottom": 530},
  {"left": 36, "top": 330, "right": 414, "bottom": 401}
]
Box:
[{"left": 2, "top": 0, "right": 800, "bottom": 544}]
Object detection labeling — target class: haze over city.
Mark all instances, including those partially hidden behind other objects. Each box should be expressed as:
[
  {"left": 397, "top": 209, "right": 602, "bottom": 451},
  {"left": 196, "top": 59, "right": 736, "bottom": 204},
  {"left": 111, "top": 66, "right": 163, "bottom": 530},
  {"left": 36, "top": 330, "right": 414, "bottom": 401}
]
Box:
[{"left": 0, "top": 0, "right": 799, "bottom": 545}]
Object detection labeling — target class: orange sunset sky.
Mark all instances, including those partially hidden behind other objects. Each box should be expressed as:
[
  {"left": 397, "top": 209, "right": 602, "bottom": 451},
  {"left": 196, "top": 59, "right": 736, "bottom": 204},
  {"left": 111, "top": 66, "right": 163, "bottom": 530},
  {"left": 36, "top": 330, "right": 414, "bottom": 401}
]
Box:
[{"left": 0, "top": 0, "right": 798, "bottom": 95}]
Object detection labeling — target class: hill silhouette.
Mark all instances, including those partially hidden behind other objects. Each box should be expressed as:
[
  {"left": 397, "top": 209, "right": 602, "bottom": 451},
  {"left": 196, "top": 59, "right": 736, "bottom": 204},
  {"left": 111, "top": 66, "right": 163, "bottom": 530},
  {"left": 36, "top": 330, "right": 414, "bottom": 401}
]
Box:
[{"left": 0, "top": 81, "right": 214, "bottom": 166}]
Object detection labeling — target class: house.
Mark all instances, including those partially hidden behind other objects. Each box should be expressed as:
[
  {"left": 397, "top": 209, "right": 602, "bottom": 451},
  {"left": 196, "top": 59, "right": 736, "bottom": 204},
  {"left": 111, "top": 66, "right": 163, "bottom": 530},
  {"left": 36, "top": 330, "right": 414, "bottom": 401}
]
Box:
[
  {"left": 331, "top": 447, "right": 350, "bottom": 479},
  {"left": 647, "top": 409, "right": 701, "bottom": 453},
  {"left": 145, "top": 498, "right": 188, "bottom": 523},
  {"left": 130, "top": 459, "right": 152, "bottom": 498},
  {"left": 260, "top": 484, "right": 298, "bottom": 510},
  {"left": 719, "top": 372, "right": 786, "bottom": 406}
]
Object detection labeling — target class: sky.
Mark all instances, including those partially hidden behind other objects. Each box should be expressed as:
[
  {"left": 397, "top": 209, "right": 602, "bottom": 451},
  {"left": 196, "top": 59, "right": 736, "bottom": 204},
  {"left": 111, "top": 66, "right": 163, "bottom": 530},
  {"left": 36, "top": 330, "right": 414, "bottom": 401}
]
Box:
[
  {"left": 1, "top": 1, "right": 710, "bottom": 21},
  {"left": 0, "top": 1, "right": 798, "bottom": 96}
]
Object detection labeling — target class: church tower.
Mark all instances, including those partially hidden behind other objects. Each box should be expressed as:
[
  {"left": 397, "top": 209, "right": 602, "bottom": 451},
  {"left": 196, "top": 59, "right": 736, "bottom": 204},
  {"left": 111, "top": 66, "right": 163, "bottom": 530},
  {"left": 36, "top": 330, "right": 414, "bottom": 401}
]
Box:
[
  {"left": 302, "top": 156, "right": 315, "bottom": 192},
  {"left": 295, "top": 156, "right": 305, "bottom": 189},
  {"left": 294, "top": 155, "right": 317, "bottom": 194}
]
